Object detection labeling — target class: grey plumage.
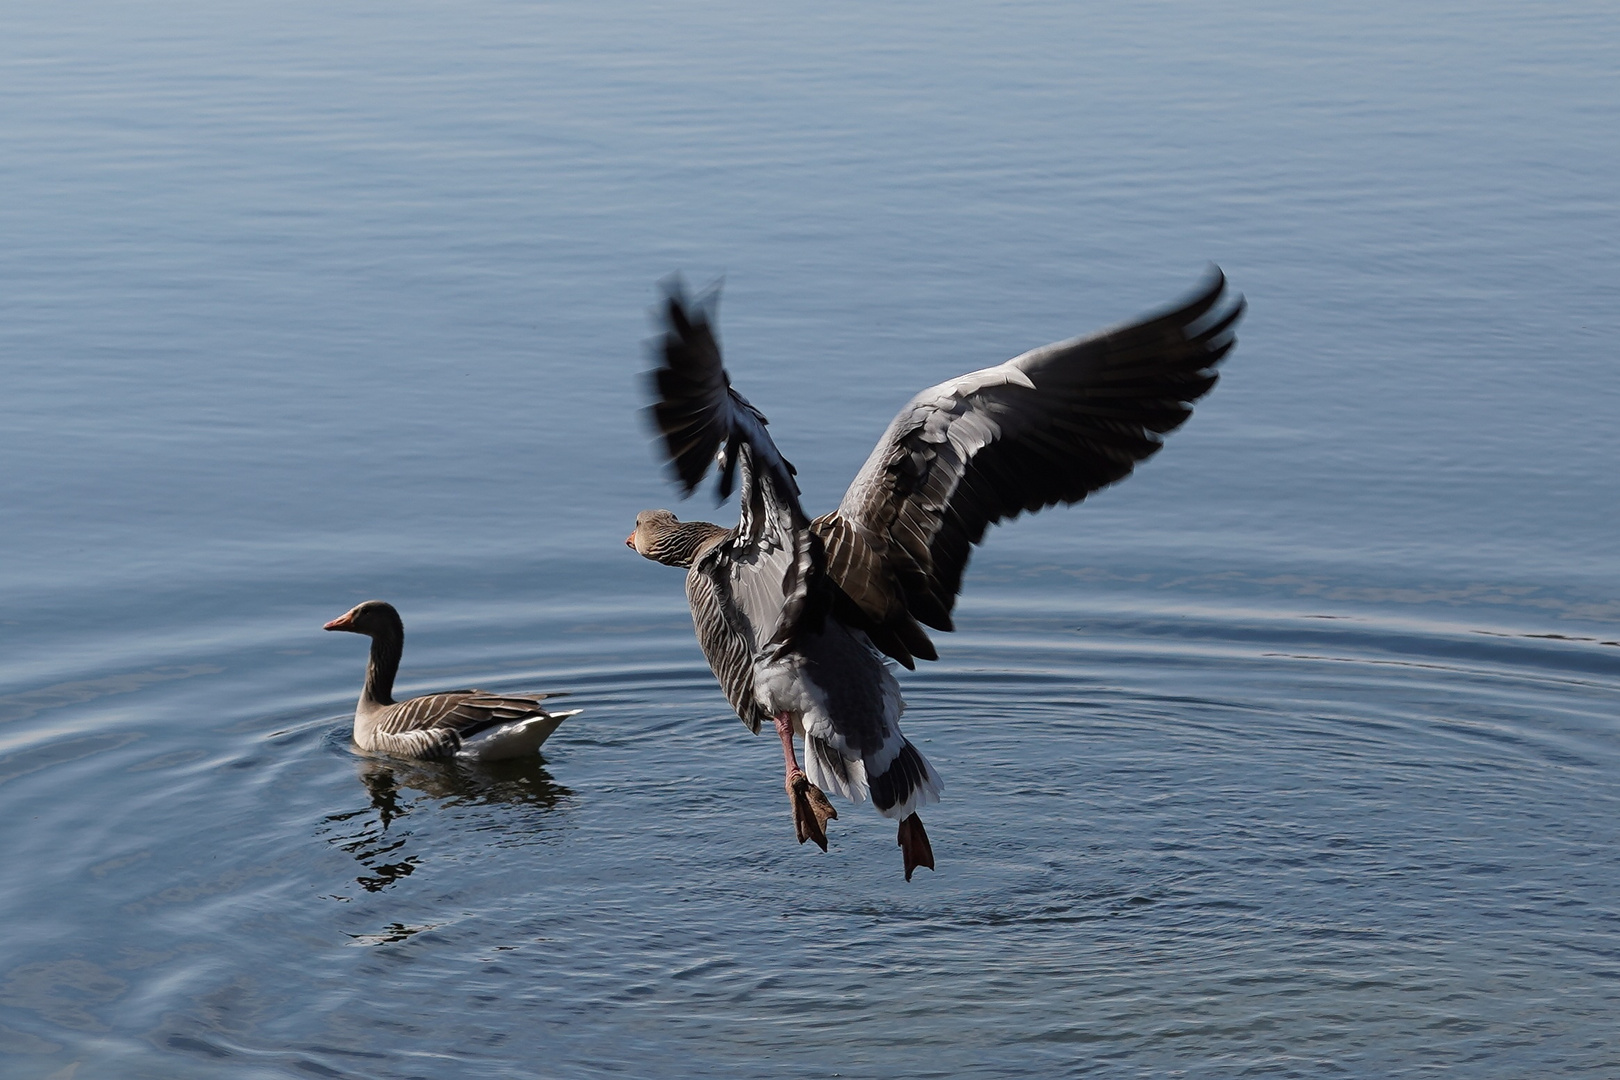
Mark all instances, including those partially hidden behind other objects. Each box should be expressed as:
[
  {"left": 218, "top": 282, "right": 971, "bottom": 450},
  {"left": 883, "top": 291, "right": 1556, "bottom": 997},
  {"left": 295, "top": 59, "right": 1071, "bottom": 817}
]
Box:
[
  {"left": 630, "top": 269, "right": 1243, "bottom": 875},
  {"left": 816, "top": 267, "right": 1243, "bottom": 664}
]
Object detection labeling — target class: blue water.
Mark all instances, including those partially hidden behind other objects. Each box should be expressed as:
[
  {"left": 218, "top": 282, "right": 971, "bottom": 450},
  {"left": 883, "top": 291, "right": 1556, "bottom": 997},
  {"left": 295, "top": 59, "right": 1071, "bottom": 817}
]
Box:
[{"left": 2, "top": 2, "right": 1618, "bottom": 1076}]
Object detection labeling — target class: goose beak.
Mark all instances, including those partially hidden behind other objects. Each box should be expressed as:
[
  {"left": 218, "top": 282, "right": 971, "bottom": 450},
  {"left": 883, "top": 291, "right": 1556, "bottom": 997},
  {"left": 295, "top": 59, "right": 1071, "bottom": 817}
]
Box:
[
  {"left": 625, "top": 530, "right": 637, "bottom": 550},
  {"left": 324, "top": 613, "right": 355, "bottom": 631}
]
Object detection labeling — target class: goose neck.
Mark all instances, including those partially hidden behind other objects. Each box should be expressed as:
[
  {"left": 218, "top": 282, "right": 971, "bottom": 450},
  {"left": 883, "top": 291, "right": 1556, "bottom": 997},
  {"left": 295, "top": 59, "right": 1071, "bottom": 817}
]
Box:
[{"left": 362, "top": 629, "right": 402, "bottom": 707}]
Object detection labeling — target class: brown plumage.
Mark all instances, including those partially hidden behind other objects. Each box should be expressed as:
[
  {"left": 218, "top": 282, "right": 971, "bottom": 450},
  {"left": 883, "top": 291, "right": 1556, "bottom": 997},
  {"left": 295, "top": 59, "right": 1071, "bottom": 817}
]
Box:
[{"left": 324, "top": 600, "right": 579, "bottom": 761}]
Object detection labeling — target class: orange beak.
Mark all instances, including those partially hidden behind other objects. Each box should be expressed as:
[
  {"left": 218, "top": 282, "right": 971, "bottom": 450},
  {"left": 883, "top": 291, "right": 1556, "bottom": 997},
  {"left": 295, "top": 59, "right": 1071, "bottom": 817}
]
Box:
[
  {"left": 323, "top": 612, "right": 355, "bottom": 631},
  {"left": 625, "top": 530, "right": 637, "bottom": 550}
]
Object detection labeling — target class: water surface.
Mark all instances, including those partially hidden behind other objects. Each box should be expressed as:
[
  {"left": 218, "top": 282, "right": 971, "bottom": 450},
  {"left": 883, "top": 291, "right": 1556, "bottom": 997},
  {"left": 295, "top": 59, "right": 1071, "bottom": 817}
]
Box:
[{"left": 2, "top": 2, "right": 1617, "bottom": 1076}]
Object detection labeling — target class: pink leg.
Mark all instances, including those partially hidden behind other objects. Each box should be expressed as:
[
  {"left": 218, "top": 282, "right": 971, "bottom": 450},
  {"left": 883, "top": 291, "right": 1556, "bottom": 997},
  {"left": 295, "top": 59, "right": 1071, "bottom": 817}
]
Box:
[
  {"left": 775, "top": 712, "right": 836, "bottom": 851},
  {"left": 774, "top": 711, "right": 802, "bottom": 777}
]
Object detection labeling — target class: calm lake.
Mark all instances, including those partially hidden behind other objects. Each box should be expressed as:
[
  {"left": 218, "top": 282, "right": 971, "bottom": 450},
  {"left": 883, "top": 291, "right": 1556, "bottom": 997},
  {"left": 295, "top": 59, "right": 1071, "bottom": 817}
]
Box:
[{"left": 3, "top": 2, "right": 1618, "bottom": 1076}]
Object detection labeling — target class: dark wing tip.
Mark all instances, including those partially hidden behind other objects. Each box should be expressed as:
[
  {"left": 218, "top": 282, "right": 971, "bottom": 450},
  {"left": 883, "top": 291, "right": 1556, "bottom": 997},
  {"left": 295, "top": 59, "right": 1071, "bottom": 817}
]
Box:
[
  {"left": 1167, "top": 264, "right": 1238, "bottom": 337},
  {"left": 658, "top": 273, "right": 722, "bottom": 334},
  {"left": 643, "top": 275, "right": 730, "bottom": 497},
  {"left": 855, "top": 264, "right": 1245, "bottom": 631},
  {"left": 1185, "top": 265, "right": 1244, "bottom": 347}
]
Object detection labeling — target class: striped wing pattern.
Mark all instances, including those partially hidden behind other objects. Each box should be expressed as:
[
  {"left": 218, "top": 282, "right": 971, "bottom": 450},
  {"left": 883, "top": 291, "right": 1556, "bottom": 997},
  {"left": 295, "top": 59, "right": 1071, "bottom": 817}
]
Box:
[
  {"left": 685, "top": 445, "right": 823, "bottom": 734},
  {"left": 370, "top": 691, "right": 564, "bottom": 760}
]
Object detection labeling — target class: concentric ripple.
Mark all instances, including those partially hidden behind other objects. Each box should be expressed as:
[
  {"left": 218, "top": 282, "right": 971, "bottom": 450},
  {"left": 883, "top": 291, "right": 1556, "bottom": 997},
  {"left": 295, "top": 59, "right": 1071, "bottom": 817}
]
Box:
[{"left": 2, "top": 596, "right": 1616, "bottom": 1077}]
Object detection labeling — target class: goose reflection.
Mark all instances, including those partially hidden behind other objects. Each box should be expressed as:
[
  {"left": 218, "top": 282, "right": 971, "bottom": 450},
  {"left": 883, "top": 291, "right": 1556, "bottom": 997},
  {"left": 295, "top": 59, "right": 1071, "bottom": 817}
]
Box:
[
  {"left": 355, "top": 754, "right": 574, "bottom": 810},
  {"left": 320, "top": 755, "right": 573, "bottom": 893}
]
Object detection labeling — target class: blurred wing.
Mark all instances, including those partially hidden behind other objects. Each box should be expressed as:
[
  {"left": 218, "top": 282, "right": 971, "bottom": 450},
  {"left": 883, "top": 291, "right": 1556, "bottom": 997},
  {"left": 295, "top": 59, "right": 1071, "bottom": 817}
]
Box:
[
  {"left": 821, "top": 267, "right": 1244, "bottom": 639},
  {"left": 646, "top": 279, "right": 800, "bottom": 506}
]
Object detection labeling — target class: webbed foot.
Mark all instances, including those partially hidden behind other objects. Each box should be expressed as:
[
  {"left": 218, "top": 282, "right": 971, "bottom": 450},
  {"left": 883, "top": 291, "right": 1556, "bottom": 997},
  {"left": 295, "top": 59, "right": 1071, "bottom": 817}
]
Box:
[
  {"left": 787, "top": 770, "right": 837, "bottom": 851},
  {"left": 898, "top": 813, "right": 934, "bottom": 881}
]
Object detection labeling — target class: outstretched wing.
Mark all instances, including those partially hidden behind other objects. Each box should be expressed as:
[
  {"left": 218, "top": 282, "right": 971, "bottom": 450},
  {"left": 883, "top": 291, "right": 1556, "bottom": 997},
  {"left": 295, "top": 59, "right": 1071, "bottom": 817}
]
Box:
[
  {"left": 648, "top": 283, "right": 822, "bottom": 731},
  {"left": 818, "top": 267, "right": 1244, "bottom": 652},
  {"left": 647, "top": 280, "right": 800, "bottom": 506}
]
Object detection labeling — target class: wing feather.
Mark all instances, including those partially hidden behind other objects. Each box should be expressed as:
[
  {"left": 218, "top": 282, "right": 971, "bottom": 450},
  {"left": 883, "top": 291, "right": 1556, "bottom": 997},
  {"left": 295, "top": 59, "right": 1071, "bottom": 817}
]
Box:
[
  {"left": 372, "top": 690, "right": 569, "bottom": 757},
  {"left": 648, "top": 282, "right": 824, "bottom": 729},
  {"left": 646, "top": 280, "right": 799, "bottom": 504},
  {"left": 822, "top": 268, "right": 1243, "bottom": 641}
]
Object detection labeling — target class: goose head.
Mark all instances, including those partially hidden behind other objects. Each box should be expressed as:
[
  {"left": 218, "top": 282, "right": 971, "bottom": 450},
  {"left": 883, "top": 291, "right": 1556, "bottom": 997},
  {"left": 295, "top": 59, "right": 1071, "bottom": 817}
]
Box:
[
  {"left": 627, "top": 509, "right": 727, "bottom": 569},
  {"left": 626, "top": 509, "right": 679, "bottom": 558},
  {"left": 323, "top": 600, "right": 404, "bottom": 638}
]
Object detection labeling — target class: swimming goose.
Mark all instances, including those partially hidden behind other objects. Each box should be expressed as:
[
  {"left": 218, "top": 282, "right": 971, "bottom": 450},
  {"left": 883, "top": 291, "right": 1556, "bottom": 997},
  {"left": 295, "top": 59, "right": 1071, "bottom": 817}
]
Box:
[
  {"left": 324, "top": 600, "right": 579, "bottom": 761},
  {"left": 628, "top": 269, "right": 1243, "bottom": 879}
]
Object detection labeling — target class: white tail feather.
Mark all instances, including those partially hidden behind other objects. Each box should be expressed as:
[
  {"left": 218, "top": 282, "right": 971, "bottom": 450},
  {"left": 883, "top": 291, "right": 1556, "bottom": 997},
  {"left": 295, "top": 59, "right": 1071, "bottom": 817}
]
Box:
[
  {"left": 805, "top": 735, "right": 870, "bottom": 803},
  {"left": 459, "top": 709, "right": 579, "bottom": 762}
]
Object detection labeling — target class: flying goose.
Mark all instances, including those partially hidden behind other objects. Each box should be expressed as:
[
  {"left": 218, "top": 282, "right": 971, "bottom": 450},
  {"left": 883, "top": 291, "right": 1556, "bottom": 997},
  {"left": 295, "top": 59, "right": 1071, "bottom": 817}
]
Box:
[
  {"left": 324, "top": 600, "right": 579, "bottom": 761},
  {"left": 628, "top": 269, "right": 1243, "bottom": 879}
]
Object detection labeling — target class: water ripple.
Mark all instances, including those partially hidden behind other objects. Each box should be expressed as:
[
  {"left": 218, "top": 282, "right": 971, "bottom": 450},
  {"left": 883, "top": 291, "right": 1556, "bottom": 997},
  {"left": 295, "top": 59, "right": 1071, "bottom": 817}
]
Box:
[{"left": 2, "top": 599, "right": 1617, "bottom": 1077}]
